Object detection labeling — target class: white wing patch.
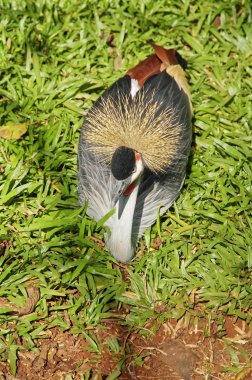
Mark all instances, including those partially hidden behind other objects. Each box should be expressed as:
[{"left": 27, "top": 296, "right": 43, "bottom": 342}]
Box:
[{"left": 130, "top": 78, "right": 140, "bottom": 98}]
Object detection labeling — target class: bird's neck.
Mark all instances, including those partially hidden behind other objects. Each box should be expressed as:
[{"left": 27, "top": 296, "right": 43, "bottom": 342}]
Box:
[{"left": 107, "top": 180, "right": 140, "bottom": 262}]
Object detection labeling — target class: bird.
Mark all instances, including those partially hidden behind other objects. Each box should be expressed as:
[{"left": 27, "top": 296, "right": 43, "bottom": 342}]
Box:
[{"left": 78, "top": 44, "right": 192, "bottom": 263}]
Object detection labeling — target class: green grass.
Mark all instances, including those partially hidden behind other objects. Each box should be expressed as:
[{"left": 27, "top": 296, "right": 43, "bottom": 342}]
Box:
[{"left": 0, "top": 0, "right": 251, "bottom": 376}]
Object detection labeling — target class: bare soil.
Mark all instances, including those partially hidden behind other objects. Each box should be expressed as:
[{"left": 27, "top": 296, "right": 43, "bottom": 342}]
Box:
[{"left": 0, "top": 314, "right": 251, "bottom": 380}]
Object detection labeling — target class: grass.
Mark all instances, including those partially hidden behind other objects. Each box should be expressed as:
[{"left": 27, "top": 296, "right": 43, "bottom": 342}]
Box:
[{"left": 0, "top": 0, "right": 251, "bottom": 377}]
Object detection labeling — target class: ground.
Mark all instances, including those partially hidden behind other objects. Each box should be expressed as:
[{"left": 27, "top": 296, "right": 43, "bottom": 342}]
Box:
[{"left": 0, "top": 314, "right": 251, "bottom": 380}]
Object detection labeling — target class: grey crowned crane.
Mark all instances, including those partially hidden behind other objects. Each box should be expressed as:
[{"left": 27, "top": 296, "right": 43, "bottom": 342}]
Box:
[{"left": 78, "top": 44, "right": 192, "bottom": 262}]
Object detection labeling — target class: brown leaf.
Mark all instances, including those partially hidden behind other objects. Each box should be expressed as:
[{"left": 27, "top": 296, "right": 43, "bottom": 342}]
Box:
[
  {"left": 113, "top": 54, "right": 123, "bottom": 70},
  {"left": 17, "top": 286, "right": 40, "bottom": 316},
  {"left": 213, "top": 15, "right": 221, "bottom": 28},
  {"left": 0, "top": 286, "right": 40, "bottom": 316},
  {"left": 106, "top": 32, "right": 116, "bottom": 47},
  {"left": 0, "top": 123, "right": 28, "bottom": 140}
]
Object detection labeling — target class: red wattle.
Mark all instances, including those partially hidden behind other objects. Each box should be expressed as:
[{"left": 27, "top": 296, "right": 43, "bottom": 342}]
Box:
[{"left": 123, "top": 181, "right": 136, "bottom": 196}]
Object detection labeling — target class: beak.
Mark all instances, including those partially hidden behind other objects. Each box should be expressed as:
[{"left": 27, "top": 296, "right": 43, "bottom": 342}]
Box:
[{"left": 113, "top": 177, "right": 133, "bottom": 204}]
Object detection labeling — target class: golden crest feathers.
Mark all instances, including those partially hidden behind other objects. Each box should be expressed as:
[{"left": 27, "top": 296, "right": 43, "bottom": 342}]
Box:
[
  {"left": 84, "top": 90, "right": 182, "bottom": 173},
  {"left": 83, "top": 44, "right": 192, "bottom": 174}
]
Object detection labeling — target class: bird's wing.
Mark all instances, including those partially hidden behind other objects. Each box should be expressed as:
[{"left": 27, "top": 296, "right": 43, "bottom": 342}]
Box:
[
  {"left": 126, "top": 54, "right": 162, "bottom": 88},
  {"left": 131, "top": 69, "right": 192, "bottom": 240},
  {"left": 78, "top": 138, "right": 121, "bottom": 222},
  {"left": 127, "top": 44, "right": 192, "bottom": 112},
  {"left": 132, "top": 175, "right": 186, "bottom": 241},
  {"left": 126, "top": 44, "right": 179, "bottom": 86},
  {"left": 78, "top": 76, "right": 133, "bottom": 221}
]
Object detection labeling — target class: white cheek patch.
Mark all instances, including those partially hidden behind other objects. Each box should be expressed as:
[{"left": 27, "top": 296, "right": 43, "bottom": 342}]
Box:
[{"left": 130, "top": 78, "right": 140, "bottom": 98}]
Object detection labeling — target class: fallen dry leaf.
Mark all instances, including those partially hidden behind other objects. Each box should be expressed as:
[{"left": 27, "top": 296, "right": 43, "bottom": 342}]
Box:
[
  {"left": 0, "top": 123, "right": 28, "bottom": 140},
  {"left": 17, "top": 286, "right": 40, "bottom": 316},
  {"left": 113, "top": 54, "right": 123, "bottom": 70},
  {"left": 0, "top": 286, "right": 40, "bottom": 316}
]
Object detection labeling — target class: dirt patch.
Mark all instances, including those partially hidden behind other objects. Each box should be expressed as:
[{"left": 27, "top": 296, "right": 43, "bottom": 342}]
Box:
[
  {"left": 0, "top": 315, "right": 251, "bottom": 379},
  {"left": 121, "top": 316, "right": 252, "bottom": 380}
]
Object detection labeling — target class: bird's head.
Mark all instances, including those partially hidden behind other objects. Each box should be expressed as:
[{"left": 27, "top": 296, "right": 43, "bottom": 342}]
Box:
[
  {"left": 104, "top": 145, "right": 144, "bottom": 262},
  {"left": 111, "top": 146, "right": 144, "bottom": 197}
]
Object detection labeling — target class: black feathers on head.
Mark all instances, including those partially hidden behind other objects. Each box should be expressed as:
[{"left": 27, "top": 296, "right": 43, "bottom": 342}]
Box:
[{"left": 111, "top": 146, "right": 135, "bottom": 180}]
